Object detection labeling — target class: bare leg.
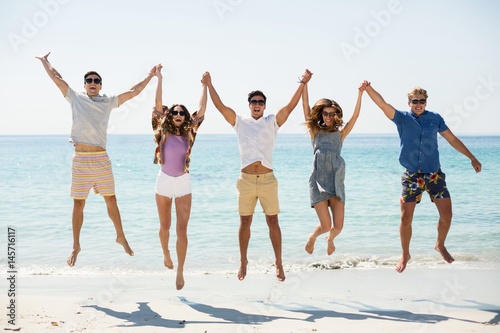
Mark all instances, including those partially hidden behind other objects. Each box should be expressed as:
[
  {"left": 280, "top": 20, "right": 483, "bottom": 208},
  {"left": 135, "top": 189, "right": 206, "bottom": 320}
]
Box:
[
  {"left": 306, "top": 200, "right": 332, "bottom": 254},
  {"left": 174, "top": 194, "right": 192, "bottom": 290},
  {"left": 396, "top": 201, "right": 416, "bottom": 273},
  {"left": 67, "top": 199, "right": 86, "bottom": 267},
  {"left": 156, "top": 194, "right": 174, "bottom": 269},
  {"left": 434, "top": 198, "right": 455, "bottom": 264},
  {"left": 103, "top": 195, "right": 134, "bottom": 256},
  {"left": 326, "top": 197, "right": 344, "bottom": 255},
  {"left": 266, "top": 214, "right": 285, "bottom": 282},
  {"left": 238, "top": 215, "right": 252, "bottom": 281}
]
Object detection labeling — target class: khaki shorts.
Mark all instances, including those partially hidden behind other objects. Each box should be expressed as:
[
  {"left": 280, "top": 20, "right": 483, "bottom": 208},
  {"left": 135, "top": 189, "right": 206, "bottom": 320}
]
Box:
[{"left": 236, "top": 172, "right": 280, "bottom": 216}]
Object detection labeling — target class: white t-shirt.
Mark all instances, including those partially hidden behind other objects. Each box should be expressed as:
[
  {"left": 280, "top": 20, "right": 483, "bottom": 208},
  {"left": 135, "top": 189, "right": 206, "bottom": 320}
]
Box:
[
  {"left": 65, "top": 87, "right": 119, "bottom": 148},
  {"left": 233, "top": 114, "right": 279, "bottom": 169}
]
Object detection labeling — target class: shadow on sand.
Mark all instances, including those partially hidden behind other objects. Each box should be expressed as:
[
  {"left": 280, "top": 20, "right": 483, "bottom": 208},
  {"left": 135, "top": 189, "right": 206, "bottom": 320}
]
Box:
[
  {"left": 83, "top": 297, "right": 499, "bottom": 329},
  {"left": 83, "top": 297, "right": 299, "bottom": 329}
]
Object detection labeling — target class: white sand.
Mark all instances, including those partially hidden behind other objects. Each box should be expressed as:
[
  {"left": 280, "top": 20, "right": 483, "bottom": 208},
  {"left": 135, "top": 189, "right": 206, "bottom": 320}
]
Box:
[{"left": 3, "top": 267, "right": 500, "bottom": 332}]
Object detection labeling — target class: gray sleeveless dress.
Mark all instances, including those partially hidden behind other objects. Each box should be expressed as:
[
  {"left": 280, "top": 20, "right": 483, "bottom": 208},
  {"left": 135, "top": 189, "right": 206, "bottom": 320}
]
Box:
[{"left": 309, "top": 130, "right": 345, "bottom": 207}]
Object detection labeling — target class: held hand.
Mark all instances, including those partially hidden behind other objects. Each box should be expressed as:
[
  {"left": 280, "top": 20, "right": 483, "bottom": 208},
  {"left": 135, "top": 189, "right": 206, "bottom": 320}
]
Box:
[
  {"left": 35, "top": 52, "right": 51, "bottom": 62},
  {"left": 155, "top": 64, "right": 163, "bottom": 78},
  {"left": 148, "top": 65, "right": 157, "bottom": 77},
  {"left": 362, "top": 80, "right": 372, "bottom": 90},
  {"left": 201, "top": 71, "right": 212, "bottom": 85},
  {"left": 471, "top": 158, "right": 482, "bottom": 173},
  {"left": 359, "top": 80, "right": 370, "bottom": 91},
  {"left": 299, "top": 69, "right": 313, "bottom": 84}
]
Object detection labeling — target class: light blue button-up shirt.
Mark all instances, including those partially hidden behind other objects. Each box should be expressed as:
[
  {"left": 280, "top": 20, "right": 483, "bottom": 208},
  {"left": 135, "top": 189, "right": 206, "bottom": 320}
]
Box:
[{"left": 392, "top": 110, "right": 449, "bottom": 173}]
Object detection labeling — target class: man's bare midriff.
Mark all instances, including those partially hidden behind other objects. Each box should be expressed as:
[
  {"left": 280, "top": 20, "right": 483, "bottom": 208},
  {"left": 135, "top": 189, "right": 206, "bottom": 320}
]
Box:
[
  {"left": 241, "top": 161, "right": 272, "bottom": 175},
  {"left": 75, "top": 144, "right": 105, "bottom": 152}
]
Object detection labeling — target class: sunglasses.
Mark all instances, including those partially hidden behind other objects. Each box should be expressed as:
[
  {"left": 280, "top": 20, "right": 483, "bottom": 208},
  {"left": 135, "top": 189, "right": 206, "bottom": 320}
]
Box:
[
  {"left": 322, "top": 111, "right": 337, "bottom": 118},
  {"left": 410, "top": 99, "right": 426, "bottom": 104},
  {"left": 250, "top": 99, "right": 265, "bottom": 106},
  {"left": 85, "top": 78, "right": 102, "bottom": 84},
  {"left": 170, "top": 110, "right": 186, "bottom": 116}
]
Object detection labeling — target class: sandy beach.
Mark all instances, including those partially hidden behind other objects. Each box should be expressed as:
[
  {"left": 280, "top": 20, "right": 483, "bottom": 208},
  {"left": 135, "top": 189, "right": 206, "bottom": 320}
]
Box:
[{"left": 3, "top": 267, "right": 499, "bottom": 332}]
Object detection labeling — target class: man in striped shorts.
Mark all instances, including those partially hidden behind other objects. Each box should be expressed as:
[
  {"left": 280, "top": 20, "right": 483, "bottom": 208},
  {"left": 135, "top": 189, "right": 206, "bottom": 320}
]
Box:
[{"left": 36, "top": 52, "right": 156, "bottom": 267}]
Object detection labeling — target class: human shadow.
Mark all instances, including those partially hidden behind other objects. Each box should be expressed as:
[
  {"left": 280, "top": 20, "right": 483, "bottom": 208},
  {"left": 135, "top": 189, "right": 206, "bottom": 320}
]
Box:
[
  {"left": 266, "top": 299, "right": 484, "bottom": 326},
  {"left": 412, "top": 299, "right": 500, "bottom": 325},
  {"left": 462, "top": 300, "right": 500, "bottom": 325},
  {"left": 179, "top": 297, "right": 300, "bottom": 325},
  {"left": 337, "top": 300, "right": 482, "bottom": 325},
  {"left": 263, "top": 301, "right": 403, "bottom": 323},
  {"left": 83, "top": 301, "right": 223, "bottom": 329}
]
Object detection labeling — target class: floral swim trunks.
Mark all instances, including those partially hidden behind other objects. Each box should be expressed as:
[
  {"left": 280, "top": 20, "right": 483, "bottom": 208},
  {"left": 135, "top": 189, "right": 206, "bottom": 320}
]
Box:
[{"left": 400, "top": 169, "right": 451, "bottom": 204}]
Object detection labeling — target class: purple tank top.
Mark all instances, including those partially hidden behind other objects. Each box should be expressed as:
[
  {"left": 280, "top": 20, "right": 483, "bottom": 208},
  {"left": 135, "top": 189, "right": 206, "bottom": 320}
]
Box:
[{"left": 161, "top": 135, "right": 188, "bottom": 177}]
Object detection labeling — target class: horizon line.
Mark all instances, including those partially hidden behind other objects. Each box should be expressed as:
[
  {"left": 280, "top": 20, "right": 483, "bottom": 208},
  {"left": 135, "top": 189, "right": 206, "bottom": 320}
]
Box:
[{"left": 1, "top": 132, "right": 499, "bottom": 137}]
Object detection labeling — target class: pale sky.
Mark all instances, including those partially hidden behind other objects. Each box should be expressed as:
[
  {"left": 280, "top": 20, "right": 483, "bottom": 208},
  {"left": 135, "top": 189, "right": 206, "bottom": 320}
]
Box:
[{"left": 1, "top": 0, "right": 499, "bottom": 135}]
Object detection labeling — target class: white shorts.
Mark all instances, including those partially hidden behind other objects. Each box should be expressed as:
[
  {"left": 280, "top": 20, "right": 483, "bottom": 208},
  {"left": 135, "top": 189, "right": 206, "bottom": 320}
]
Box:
[{"left": 155, "top": 170, "right": 191, "bottom": 198}]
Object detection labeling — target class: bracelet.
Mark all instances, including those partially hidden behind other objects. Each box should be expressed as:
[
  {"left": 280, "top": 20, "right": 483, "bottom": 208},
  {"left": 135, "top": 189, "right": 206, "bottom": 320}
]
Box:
[{"left": 297, "top": 77, "right": 306, "bottom": 84}]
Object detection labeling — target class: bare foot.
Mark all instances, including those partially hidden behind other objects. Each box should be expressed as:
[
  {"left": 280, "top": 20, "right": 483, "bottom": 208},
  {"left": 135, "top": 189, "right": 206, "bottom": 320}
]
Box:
[
  {"left": 275, "top": 262, "right": 285, "bottom": 282},
  {"left": 116, "top": 237, "right": 134, "bottom": 256},
  {"left": 67, "top": 246, "right": 81, "bottom": 267},
  {"left": 176, "top": 271, "right": 185, "bottom": 290},
  {"left": 326, "top": 236, "right": 336, "bottom": 256},
  {"left": 164, "top": 251, "right": 174, "bottom": 269},
  {"left": 238, "top": 260, "right": 248, "bottom": 281},
  {"left": 395, "top": 254, "right": 411, "bottom": 273},
  {"left": 305, "top": 236, "right": 315, "bottom": 254},
  {"left": 435, "top": 245, "right": 455, "bottom": 264}
]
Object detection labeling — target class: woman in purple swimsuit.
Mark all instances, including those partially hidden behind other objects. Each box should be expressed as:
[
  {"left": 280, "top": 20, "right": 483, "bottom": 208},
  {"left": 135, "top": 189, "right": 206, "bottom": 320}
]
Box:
[{"left": 151, "top": 65, "right": 207, "bottom": 290}]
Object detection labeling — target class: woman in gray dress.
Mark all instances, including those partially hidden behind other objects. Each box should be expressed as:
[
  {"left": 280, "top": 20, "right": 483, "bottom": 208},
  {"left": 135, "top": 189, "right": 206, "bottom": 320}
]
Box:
[{"left": 302, "top": 81, "right": 367, "bottom": 255}]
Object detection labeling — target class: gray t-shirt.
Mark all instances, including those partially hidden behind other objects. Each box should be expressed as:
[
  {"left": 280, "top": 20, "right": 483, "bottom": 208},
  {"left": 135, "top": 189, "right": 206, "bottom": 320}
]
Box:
[{"left": 65, "top": 87, "right": 119, "bottom": 148}]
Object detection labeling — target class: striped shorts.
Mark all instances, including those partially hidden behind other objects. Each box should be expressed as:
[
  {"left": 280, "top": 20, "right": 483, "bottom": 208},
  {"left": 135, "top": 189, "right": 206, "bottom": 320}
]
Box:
[{"left": 71, "top": 151, "right": 115, "bottom": 199}]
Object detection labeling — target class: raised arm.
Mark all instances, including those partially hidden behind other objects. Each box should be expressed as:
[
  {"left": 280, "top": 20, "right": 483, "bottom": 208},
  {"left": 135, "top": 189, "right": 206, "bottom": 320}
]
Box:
[
  {"left": 196, "top": 72, "right": 209, "bottom": 119},
  {"left": 440, "top": 129, "right": 482, "bottom": 173},
  {"left": 341, "top": 81, "right": 366, "bottom": 141},
  {"left": 302, "top": 81, "right": 312, "bottom": 121},
  {"left": 154, "top": 64, "right": 164, "bottom": 114},
  {"left": 364, "top": 81, "right": 396, "bottom": 120},
  {"left": 275, "top": 69, "right": 313, "bottom": 127},
  {"left": 35, "top": 52, "right": 69, "bottom": 97},
  {"left": 117, "top": 66, "right": 156, "bottom": 106},
  {"left": 201, "top": 71, "right": 236, "bottom": 126}
]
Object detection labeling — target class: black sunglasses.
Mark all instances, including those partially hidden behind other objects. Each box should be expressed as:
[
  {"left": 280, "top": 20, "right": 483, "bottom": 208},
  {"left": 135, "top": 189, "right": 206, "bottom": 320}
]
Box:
[
  {"left": 410, "top": 99, "right": 426, "bottom": 104},
  {"left": 85, "top": 78, "right": 102, "bottom": 84},
  {"left": 170, "top": 110, "right": 186, "bottom": 116},
  {"left": 250, "top": 99, "right": 265, "bottom": 106},
  {"left": 322, "top": 111, "right": 337, "bottom": 118}
]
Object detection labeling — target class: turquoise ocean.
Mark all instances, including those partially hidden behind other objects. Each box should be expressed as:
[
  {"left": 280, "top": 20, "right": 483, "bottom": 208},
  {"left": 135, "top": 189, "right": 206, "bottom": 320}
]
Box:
[{"left": 1, "top": 134, "right": 499, "bottom": 276}]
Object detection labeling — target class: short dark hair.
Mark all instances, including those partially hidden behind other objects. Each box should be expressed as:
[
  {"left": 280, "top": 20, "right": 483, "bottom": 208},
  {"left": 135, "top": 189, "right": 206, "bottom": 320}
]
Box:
[
  {"left": 247, "top": 90, "right": 267, "bottom": 103},
  {"left": 84, "top": 71, "right": 102, "bottom": 82}
]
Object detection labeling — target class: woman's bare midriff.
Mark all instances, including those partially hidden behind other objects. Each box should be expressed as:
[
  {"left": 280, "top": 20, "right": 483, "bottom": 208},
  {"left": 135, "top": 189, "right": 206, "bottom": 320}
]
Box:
[
  {"left": 241, "top": 161, "right": 272, "bottom": 175},
  {"left": 74, "top": 144, "right": 106, "bottom": 152}
]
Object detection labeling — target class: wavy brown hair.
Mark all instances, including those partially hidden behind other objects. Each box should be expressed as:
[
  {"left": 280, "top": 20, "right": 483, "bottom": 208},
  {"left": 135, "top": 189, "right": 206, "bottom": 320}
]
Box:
[
  {"left": 161, "top": 104, "right": 194, "bottom": 137},
  {"left": 304, "top": 98, "right": 344, "bottom": 139}
]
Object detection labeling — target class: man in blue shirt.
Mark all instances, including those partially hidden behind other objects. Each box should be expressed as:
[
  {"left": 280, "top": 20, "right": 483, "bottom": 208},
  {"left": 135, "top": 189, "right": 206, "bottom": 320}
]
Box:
[{"left": 365, "top": 82, "right": 482, "bottom": 273}]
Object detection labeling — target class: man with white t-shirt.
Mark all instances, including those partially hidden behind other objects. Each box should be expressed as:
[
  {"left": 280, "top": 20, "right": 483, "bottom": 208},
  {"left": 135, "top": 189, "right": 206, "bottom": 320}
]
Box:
[{"left": 202, "top": 69, "right": 312, "bottom": 281}]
